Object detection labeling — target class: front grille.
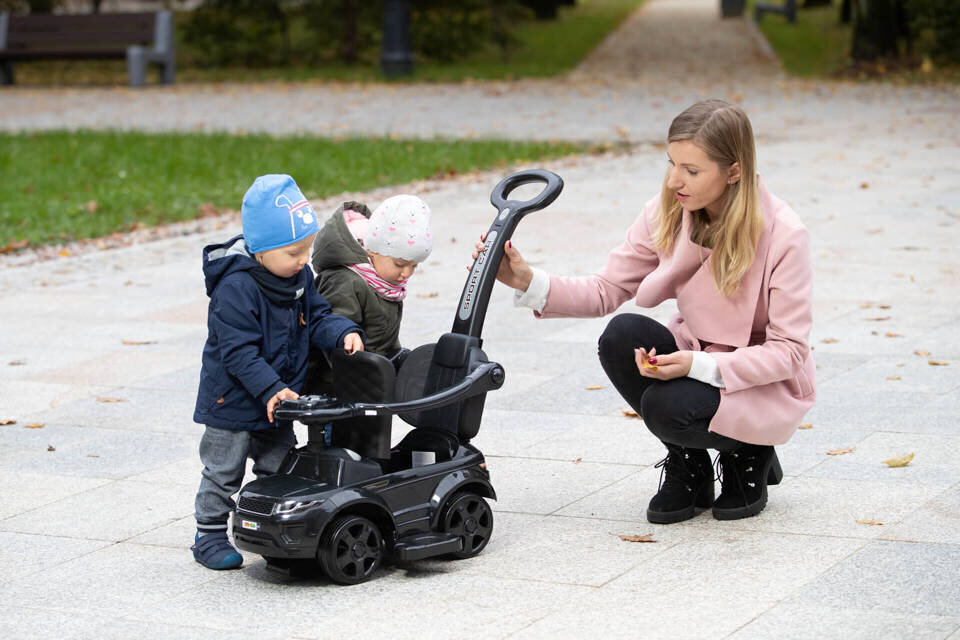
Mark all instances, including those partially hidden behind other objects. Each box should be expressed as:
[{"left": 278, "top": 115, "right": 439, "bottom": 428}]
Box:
[{"left": 237, "top": 496, "right": 275, "bottom": 516}]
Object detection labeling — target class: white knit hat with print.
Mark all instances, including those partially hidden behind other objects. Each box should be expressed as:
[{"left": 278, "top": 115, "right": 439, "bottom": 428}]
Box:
[{"left": 364, "top": 195, "right": 433, "bottom": 263}]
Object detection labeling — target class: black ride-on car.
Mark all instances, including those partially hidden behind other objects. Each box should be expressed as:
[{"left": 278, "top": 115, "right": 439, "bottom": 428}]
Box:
[{"left": 232, "top": 169, "right": 564, "bottom": 584}]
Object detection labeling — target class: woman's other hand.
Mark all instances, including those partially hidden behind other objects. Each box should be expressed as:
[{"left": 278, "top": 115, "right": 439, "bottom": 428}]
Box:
[
  {"left": 471, "top": 232, "right": 534, "bottom": 292},
  {"left": 635, "top": 348, "right": 693, "bottom": 380}
]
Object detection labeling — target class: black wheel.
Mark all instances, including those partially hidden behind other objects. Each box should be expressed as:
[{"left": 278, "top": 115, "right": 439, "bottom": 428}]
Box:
[
  {"left": 441, "top": 492, "right": 493, "bottom": 559},
  {"left": 318, "top": 515, "right": 383, "bottom": 585}
]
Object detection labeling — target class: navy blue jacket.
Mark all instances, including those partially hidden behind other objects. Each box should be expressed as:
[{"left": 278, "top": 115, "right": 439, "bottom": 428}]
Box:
[{"left": 193, "top": 235, "right": 363, "bottom": 431}]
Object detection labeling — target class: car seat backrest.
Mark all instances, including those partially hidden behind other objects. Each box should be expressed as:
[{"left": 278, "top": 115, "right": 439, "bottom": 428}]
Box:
[
  {"left": 330, "top": 349, "right": 395, "bottom": 459},
  {"left": 395, "top": 333, "right": 488, "bottom": 442}
]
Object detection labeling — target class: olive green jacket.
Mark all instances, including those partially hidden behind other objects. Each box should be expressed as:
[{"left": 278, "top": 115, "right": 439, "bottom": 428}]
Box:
[{"left": 311, "top": 201, "right": 403, "bottom": 357}]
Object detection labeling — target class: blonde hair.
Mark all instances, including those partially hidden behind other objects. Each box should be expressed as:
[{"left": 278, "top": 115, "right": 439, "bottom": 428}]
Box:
[{"left": 652, "top": 100, "right": 763, "bottom": 297}]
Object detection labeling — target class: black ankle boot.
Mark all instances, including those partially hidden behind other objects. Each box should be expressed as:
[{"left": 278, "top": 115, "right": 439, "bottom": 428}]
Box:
[
  {"left": 646, "top": 444, "right": 714, "bottom": 524},
  {"left": 713, "top": 444, "right": 783, "bottom": 520}
]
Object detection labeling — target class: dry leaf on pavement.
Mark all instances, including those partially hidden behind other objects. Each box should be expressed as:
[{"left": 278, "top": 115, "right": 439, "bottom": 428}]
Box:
[
  {"left": 96, "top": 397, "right": 126, "bottom": 403},
  {"left": 25, "top": 423, "right": 45, "bottom": 429},
  {"left": 8, "top": 360, "right": 26, "bottom": 366},
  {"left": 122, "top": 339, "right": 157, "bottom": 345},
  {"left": 856, "top": 518, "right": 884, "bottom": 526},
  {"left": 415, "top": 292, "right": 439, "bottom": 299},
  {"left": 882, "top": 453, "right": 914, "bottom": 468},
  {"left": 47, "top": 445, "right": 56, "bottom": 451},
  {"left": 914, "top": 349, "right": 931, "bottom": 356},
  {"left": 573, "top": 457, "right": 582, "bottom": 464},
  {"left": 821, "top": 338, "right": 839, "bottom": 344},
  {"left": 622, "top": 409, "right": 639, "bottom": 418},
  {"left": 885, "top": 332, "right": 902, "bottom": 338},
  {"left": 928, "top": 360, "right": 949, "bottom": 366},
  {"left": 827, "top": 446, "right": 856, "bottom": 456},
  {"left": 865, "top": 316, "right": 891, "bottom": 322},
  {"left": 1, "top": 419, "right": 16, "bottom": 425},
  {"left": 887, "top": 376, "right": 902, "bottom": 380},
  {"left": 585, "top": 385, "right": 605, "bottom": 390},
  {"left": 616, "top": 533, "right": 656, "bottom": 543},
  {"left": 798, "top": 423, "right": 813, "bottom": 430}
]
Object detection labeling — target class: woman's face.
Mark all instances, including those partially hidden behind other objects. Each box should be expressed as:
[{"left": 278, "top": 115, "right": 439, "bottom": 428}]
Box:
[{"left": 666, "top": 140, "right": 739, "bottom": 219}]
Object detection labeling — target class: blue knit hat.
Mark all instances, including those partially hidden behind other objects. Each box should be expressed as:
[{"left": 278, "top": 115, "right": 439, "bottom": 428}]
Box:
[{"left": 241, "top": 174, "right": 318, "bottom": 254}]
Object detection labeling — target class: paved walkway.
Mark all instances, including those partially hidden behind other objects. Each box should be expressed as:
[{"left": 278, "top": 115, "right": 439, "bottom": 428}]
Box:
[{"left": 2, "top": 1, "right": 960, "bottom": 639}]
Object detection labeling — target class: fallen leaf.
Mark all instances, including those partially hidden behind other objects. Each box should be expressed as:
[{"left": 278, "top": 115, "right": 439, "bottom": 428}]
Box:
[
  {"left": 865, "top": 316, "right": 891, "bottom": 321},
  {"left": 8, "top": 360, "right": 26, "bottom": 366},
  {"left": 585, "top": 385, "right": 605, "bottom": 390},
  {"left": 878, "top": 304, "right": 891, "bottom": 309},
  {"left": 860, "top": 182, "right": 870, "bottom": 189},
  {"left": 798, "top": 423, "right": 813, "bottom": 430},
  {"left": 58, "top": 249, "right": 70, "bottom": 257},
  {"left": 616, "top": 533, "right": 657, "bottom": 543},
  {"left": 928, "top": 360, "right": 949, "bottom": 366},
  {"left": 858, "top": 302, "right": 874, "bottom": 308},
  {"left": 47, "top": 445, "right": 56, "bottom": 452},
  {"left": 96, "top": 397, "right": 126, "bottom": 403},
  {"left": 827, "top": 446, "right": 856, "bottom": 456},
  {"left": 25, "top": 423, "right": 45, "bottom": 429},
  {"left": 639, "top": 351, "right": 658, "bottom": 371},
  {"left": 0, "top": 239, "right": 29, "bottom": 254},
  {"left": 622, "top": 409, "right": 640, "bottom": 418},
  {"left": 856, "top": 518, "right": 884, "bottom": 526},
  {"left": 87, "top": 454, "right": 100, "bottom": 458},
  {"left": 573, "top": 457, "right": 582, "bottom": 464},
  {"left": 1, "top": 419, "right": 16, "bottom": 425},
  {"left": 887, "top": 376, "right": 901, "bottom": 381},
  {"left": 885, "top": 332, "right": 902, "bottom": 338},
  {"left": 882, "top": 452, "right": 914, "bottom": 468},
  {"left": 821, "top": 338, "right": 839, "bottom": 344},
  {"left": 914, "top": 350, "right": 931, "bottom": 356},
  {"left": 121, "top": 339, "right": 157, "bottom": 345},
  {"left": 416, "top": 292, "right": 439, "bottom": 299}
]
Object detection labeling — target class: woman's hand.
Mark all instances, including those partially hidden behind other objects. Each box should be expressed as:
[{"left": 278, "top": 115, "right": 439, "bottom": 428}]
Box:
[
  {"left": 343, "top": 332, "right": 364, "bottom": 355},
  {"left": 635, "top": 348, "right": 693, "bottom": 380},
  {"left": 267, "top": 387, "right": 299, "bottom": 423},
  {"left": 472, "top": 233, "right": 534, "bottom": 292}
]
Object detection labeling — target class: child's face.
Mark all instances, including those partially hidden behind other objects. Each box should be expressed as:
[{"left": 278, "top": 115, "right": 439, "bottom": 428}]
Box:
[
  {"left": 368, "top": 252, "right": 418, "bottom": 285},
  {"left": 256, "top": 234, "right": 316, "bottom": 278}
]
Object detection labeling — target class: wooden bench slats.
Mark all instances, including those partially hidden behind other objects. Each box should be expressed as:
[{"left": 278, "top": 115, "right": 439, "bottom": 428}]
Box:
[
  {"left": 8, "top": 31, "right": 153, "bottom": 47},
  {"left": 9, "top": 12, "right": 156, "bottom": 29},
  {"left": 2, "top": 49, "right": 141, "bottom": 60}
]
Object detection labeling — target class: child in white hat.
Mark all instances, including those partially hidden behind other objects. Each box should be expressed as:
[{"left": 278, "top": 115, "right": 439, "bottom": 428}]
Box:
[{"left": 307, "top": 194, "right": 433, "bottom": 388}]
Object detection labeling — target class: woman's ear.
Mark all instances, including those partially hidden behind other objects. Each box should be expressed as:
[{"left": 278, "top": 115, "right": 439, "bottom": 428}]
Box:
[{"left": 727, "top": 162, "right": 741, "bottom": 185}]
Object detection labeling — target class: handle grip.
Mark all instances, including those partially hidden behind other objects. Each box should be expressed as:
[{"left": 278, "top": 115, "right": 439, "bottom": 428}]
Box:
[{"left": 489, "top": 169, "right": 564, "bottom": 215}]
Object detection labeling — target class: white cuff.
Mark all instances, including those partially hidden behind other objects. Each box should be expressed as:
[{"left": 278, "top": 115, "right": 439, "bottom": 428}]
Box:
[
  {"left": 688, "top": 351, "right": 725, "bottom": 388},
  {"left": 513, "top": 267, "right": 550, "bottom": 313}
]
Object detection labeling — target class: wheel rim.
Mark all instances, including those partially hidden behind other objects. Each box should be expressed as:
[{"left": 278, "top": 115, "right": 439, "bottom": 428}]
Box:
[
  {"left": 330, "top": 518, "right": 381, "bottom": 581},
  {"left": 444, "top": 495, "right": 492, "bottom": 554}
]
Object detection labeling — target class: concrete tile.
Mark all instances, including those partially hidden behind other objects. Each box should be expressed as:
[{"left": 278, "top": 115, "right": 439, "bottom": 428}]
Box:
[
  {"left": 789, "top": 540, "right": 960, "bottom": 617},
  {"left": 881, "top": 485, "right": 960, "bottom": 545},
  {"left": 22, "top": 350, "right": 198, "bottom": 388},
  {"left": 0, "top": 379, "right": 115, "bottom": 419},
  {"left": 513, "top": 589, "right": 780, "bottom": 640},
  {"left": 3, "top": 428, "right": 198, "bottom": 479},
  {"left": 804, "top": 387, "right": 958, "bottom": 435},
  {"left": 126, "top": 514, "right": 197, "bottom": 549},
  {"left": 1, "top": 479, "right": 191, "bottom": 541},
  {"left": 415, "top": 511, "right": 694, "bottom": 586},
  {"left": 705, "top": 476, "right": 946, "bottom": 539},
  {"left": 123, "top": 365, "right": 201, "bottom": 393},
  {"left": 0, "top": 543, "right": 217, "bottom": 618},
  {"left": 0, "top": 532, "right": 110, "bottom": 582},
  {"left": 802, "top": 432, "right": 960, "bottom": 486},
  {"left": 728, "top": 604, "right": 960, "bottom": 640},
  {"left": 607, "top": 529, "right": 865, "bottom": 602},
  {"left": 0, "top": 470, "right": 110, "bottom": 520},
  {"left": 485, "top": 455, "right": 639, "bottom": 516},
  {"left": 825, "top": 355, "right": 960, "bottom": 394},
  {"left": 776, "top": 426, "right": 873, "bottom": 476}
]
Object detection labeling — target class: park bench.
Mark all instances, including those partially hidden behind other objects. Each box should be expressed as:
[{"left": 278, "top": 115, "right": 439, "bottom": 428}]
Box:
[
  {"left": 0, "top": 10, "right": 175, "bottom": 87},
  {"left": 754, "top": 0, "right": 797, "bottom": 23}
]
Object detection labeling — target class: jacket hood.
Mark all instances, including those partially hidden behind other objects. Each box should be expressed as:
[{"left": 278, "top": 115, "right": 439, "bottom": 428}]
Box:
[
  {"left": 202, "top": 234, "right": 257, "bottom": 297},
  {"left": 311, "top": 202, "right": 371, "bottom": 273}
]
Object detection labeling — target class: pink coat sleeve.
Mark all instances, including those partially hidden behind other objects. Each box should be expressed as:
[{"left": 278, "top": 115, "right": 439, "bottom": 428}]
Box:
[
  {"left": 537, "top": 201, "right": 660, "bottom": 319},
  {"left": 711, "top": 224, "right": 813, "bottom": 393}
]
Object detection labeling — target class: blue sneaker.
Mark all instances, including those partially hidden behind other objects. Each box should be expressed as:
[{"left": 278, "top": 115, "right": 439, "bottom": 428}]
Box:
[{"left": 191, "top": 532, "right": 243, "bottom": 570}]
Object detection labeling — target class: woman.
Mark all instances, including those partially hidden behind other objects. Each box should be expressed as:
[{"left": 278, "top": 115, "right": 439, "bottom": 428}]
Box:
[{"left": 476, "top": 99, "right": 815, "bottom": 523}]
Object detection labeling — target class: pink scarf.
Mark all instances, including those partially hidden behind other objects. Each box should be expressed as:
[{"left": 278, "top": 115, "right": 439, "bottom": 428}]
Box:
[{"left": 347, "top": 263, "right": 407, "bottom": 301}]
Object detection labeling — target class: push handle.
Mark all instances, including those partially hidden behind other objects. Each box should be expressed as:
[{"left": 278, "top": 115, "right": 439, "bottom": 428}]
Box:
[
  {"left": 453, "top": 169, "right": 563, "bottom": 338},
  {"left": 489, "top": 169, "right": 564, "bottom": 215}
]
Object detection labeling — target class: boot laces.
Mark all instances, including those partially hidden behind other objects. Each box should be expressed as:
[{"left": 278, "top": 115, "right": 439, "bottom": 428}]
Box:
[
  {"left": 715, "top": 451, "right": 752, "bottom": 504},
  {"left": 655, "top": 449, "right": 702, "bottom": 493}
]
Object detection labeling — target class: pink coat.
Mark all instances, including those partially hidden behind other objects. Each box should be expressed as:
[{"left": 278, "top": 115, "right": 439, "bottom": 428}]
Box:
[{"left": 538, "top": 180, "right": 815, "bottom": 445}]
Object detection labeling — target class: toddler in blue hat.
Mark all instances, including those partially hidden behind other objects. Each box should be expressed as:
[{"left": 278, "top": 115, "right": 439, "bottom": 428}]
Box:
[{"left": 190, "top": 174, "right": 365, "bottom": 570}]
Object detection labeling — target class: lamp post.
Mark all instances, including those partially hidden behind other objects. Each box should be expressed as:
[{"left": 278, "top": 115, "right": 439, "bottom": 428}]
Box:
[{"left": 381, "top": 0, "right": 414, "bottom": 77}]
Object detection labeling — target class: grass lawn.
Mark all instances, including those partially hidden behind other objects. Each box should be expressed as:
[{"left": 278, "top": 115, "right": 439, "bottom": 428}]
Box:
[
  {"left": 0, "top": 131, "right": 594, "bottom": 249},
  {"left": 10, "top": 0, "right": 644, "bottom": 86}
]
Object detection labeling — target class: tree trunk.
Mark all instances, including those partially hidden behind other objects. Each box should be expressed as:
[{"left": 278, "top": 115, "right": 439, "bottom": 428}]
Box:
[{"left": 851, "top": 0, "right": 909, "bottom": 61}]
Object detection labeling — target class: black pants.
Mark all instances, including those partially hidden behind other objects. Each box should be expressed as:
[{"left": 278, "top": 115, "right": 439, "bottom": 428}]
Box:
[{"left": 598, "top": 314, "right": 741, "bottom": 452}]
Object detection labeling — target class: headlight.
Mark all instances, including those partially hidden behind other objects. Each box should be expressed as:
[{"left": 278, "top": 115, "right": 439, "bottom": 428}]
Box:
[{"left": 274, "top": 499, "right": 323, "bottom": 515}]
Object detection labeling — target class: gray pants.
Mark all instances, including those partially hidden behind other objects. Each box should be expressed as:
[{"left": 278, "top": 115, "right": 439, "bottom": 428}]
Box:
[{"left": 194, "top": 424, "right": 296, "bottom": 533}]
